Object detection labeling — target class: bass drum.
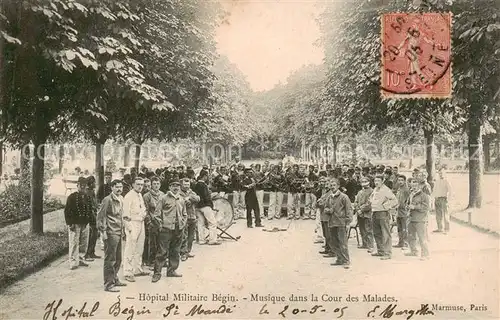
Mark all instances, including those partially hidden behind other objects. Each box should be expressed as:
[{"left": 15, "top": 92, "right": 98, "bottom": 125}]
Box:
[{"left": 212, "top": 197, "right": 234, "bottom": 230}]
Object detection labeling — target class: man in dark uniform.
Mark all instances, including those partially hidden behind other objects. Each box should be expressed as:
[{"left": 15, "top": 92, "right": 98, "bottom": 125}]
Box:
[
  {"left": 230, "top": 164, "right": 245, "bottom": 219},
  {"left": 97, "top": 171, "right": 113, "bottom": 203},
  {"left": 84, "top": 176, "right": 101, "bottom": 260},
  {"left": 122, "top": 174, "right": 132, "bottom": 196},
  {"left": 304, "top": 165, "right": 319, "bottom": 219},
  {"left": 160, "top": 167, "right": 171, "bottom": 193},
  {"left": 285, "top": 165, "right": 301, "bottom": 219},
  {"left": 177, "top": 166, "right": 185, "bottom": 179},
  {"left": 254, "top": 164, "right": 265, "bottom": 217},
  {"left": 345, "top": 168, "right": 361, "bottom": 203},
  {"left": 394, "top": 175, "right": 410, "bottom": 248},
  {"left": 242, "top": 168, "right": 263, "bottom": 228},
  {"left": 64, "top": 177, "right": 92, "bottom": 270},
  {"left": 383, "top": 169, "right": 393, "bottom": 189},
  {"left": 259, "top": 165, "right": 274, "bottom": 220},
  {"left": 271, "top": 164, "right": 286, "bottom": 219},
  {"left": 212, "top": 165, "right": 230, "bottom": 197}
]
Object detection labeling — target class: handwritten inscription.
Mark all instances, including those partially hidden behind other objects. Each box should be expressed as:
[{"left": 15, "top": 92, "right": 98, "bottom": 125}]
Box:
[
  {"left": 43, "top": 299, "right": 99, "bottom": 320},
  {"left": 108, "top": 296, "right": 151, "bottom": 320},
  {"left": 367, "top": 304, "right": 434, "bottom": 319},
  {"left": 41, "top": 296, "right": 490, "bottom": 319}
]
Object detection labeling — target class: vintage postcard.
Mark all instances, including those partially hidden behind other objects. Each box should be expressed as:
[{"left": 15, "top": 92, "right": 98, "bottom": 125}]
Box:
[{"left": 0, "top": 0, "right": 498, "bottom": 320}]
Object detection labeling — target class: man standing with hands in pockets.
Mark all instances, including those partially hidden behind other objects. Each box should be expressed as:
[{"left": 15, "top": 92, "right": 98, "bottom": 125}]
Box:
[
  {"left": 317, "top": 179, "right": 353, "bottom": 269},
  {"left": 123, "top": 177, "right": 149, "bottom": 282},
  {"left": 151, "top": 179, "right": 187, "bottom": 282}
]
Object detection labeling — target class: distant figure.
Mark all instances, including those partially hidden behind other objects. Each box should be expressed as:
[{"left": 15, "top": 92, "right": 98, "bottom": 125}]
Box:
[
  {"left": 432, "top": 168, "right": 451, "bottom": 234},
  {"left": 84, "top": 176, "right": 101, "bottom": 260}
]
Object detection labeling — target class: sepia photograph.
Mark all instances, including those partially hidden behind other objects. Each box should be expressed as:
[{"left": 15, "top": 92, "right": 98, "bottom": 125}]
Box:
[{"left": 0, "top": 0, "right": 498, "bottom": 319}]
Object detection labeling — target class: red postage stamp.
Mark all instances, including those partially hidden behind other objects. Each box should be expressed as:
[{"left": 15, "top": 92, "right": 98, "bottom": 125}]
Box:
[{"left": 380, "top": 12, "right": 452, "bottom": 99}]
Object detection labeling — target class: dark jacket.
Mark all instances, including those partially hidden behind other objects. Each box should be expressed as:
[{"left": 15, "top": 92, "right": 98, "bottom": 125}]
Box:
[
  {"left": 285, "top": 171, "right": 300, "bottom": 193},
  {"left": 143, "top": 190, "right": 164, "bottom": 226},
  {"left": 317, "top": 190, "right": 353, "bottom": 227},
  {"left": 153, "top": 191, "right": 187, "bottom": 230},
  {"left": 193, "top": 180, "right": 213, "bottom": 209},
  {"left": 383, "top": 179, "right": 393, "bottom": 190},
  {"left": 180, "top": 188, "right": 200, "bottom": 220},
  {"left": 64, "top": 191, "right": 92, "bottom": 225},
  {"left": 345, "top": 178, "right": 362, "bottom": 202},
  {"left": 409, "top": 190, "right": 430, "bottom": 222},
  {"left": 396, "top": 185, "right": 410, "bottom": 217},
  {"left": 213, "top": 174, "right": 232, "bottom": 193},
  {"left": 304, "top": 172, "right": 318, "bottom": 193},
  {"left": 122, "top": 182, "right": 131, "bottom": 196},
  {"left": 354, "top": 187, "right": 373, "bottom": 218},
  {"left": 230, "top": 171, "right": 242, "bottom": 191},
  {"left": 242, "top": 176, "right": 257, "bottom": 201},
  {"left": 86, "top": 188, "right": 98, "bottom": 225},
  {"left": 97, "top": 183, "right": 112, "bottom": 203}
]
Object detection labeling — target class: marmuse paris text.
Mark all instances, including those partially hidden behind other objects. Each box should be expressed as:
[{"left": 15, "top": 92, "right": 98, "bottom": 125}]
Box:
[{"left": 139, "top": 293, "right": 237, "bottom": 304}]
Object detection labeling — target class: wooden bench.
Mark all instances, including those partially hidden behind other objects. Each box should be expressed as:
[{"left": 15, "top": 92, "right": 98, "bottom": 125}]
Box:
[{"left": 62, "top": 176, "right": 79, "bottom": 195}]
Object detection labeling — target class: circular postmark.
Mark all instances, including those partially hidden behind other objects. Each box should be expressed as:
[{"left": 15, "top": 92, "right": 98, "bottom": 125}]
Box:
[{"left": 381, "top": 12, "right": 452, "bottom": 97}]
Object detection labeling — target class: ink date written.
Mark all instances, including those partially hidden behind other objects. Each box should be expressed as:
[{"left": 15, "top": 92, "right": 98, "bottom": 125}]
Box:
[
  {"left": 258, "top": 304, "right": 348, "bottom": 318},
  {"left": 43, "top": 299, "right": 99, "bottom": 320},
  {"left": 367, "top": 304, "right": 434, "bottom": 320}
]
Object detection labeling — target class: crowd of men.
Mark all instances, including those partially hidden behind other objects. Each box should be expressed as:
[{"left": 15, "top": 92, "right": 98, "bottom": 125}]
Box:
[{"left": 63, "top": 157, "right": 451, "bottom": 290}]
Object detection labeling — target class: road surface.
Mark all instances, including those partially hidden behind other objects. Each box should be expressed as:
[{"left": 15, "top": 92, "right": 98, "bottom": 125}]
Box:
[{"left": 0, "top": 215, "right": 498, "bottom": 320}]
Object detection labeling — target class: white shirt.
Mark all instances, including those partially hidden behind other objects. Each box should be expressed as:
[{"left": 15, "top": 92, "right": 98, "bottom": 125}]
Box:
[
  {"left": 123, "top": 189, "right": 147, "bottom": 222},
  {"left": 433, "top": 177, "right": 450, "bottom": 198},
  {"left": 370, "top": 184, "right": 398, "bottom": 212}
]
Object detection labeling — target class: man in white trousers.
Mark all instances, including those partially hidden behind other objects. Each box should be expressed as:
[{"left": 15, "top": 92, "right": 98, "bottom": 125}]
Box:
[{"left": 123, "top": 177, "right": 150, "bottom": 282}]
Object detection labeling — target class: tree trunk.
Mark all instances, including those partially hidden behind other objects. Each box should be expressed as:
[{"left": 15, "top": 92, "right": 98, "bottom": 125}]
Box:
[
  {"left": 483, "top": 135, "right": 491, "bottom": 172},
  {"left": 0, "top": 141, "right": 3, "bottom": 178},
  {"left": 124, "top": 143, "right": 130, "bottom": 167},
  {"left": 20, "top": 145, "right": 31, "bottom": 186},
  {"left": 58, "top": 144, "right": 64, "bottom": 174},
  {"left": 350, "top": 140, "right": 357, "bottom": 165},
  {"left": 324, "top": 144, "right": 328, "bottom": 164},
  {"left": 424, "top": 129, "right": 436, "bottom": 189},
  {"left": 134, "top": 143, "right": 141, "bottom": 171},
  {"left": 468, "top": 117, "right": 483, "bottom": 208},
  {"left": 332, "top": 136, "right": 338, "bottom": 165},
  {"left": 0, "top": 7, "right": 3, "bottom": 180},
  {"left": 31, "top": 139, "right": 45, "bottom": 234},
  {"left": 95, "top": 142, "right": 105, "bottom": 201},
  {"left": 494, "top": 138, "right": 499, "bottom": 159}
]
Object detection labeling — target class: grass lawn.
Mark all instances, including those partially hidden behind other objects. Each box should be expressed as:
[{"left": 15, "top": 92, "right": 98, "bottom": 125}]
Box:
[{"left": 0, "top": 231, "right": 68, "bottom": 291}]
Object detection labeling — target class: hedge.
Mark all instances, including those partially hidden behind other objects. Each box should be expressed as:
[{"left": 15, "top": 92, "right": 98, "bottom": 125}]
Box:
[{"left": 0, "top": 232, "right": 68, "bottom": 291}]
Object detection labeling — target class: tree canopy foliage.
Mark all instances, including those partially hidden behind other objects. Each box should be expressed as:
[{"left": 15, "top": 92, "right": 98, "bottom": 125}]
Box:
[
  {"left": 255, "top": 0, "right": 498, "bottom": 207},
  {"left": 0, "top": 0, "right": 255, "bottom": 233}
]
